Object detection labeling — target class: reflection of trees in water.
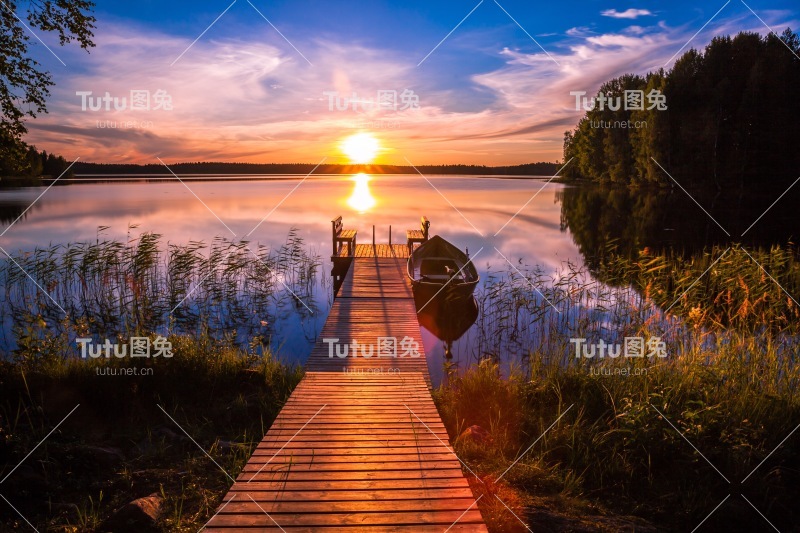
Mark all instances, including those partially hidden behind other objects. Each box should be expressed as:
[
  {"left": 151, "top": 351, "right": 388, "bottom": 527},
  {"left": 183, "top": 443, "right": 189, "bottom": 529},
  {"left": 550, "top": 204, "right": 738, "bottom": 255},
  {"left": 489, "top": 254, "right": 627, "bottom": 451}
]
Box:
[
  {"left": 0, "top": 200, "right": 40, "bottom": 225},
  {"left": 558, "top": 184, "right": 800, "bottom": 272}
]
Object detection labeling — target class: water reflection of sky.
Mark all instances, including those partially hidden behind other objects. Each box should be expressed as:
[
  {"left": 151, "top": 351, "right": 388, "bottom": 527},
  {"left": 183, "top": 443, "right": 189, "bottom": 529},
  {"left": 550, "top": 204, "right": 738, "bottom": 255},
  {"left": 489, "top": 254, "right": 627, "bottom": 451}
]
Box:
[
  {"left": 0, "top": 175, "right": 586, "bottom": 371},
  {"left": 1, "top": 175, "right": 584, "bottom": 273}
]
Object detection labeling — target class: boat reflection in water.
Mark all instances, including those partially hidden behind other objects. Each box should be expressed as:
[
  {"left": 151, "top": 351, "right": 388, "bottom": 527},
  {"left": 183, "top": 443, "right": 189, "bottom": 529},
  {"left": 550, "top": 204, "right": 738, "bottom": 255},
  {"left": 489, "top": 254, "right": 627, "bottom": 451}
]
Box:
[
  {"left": 413, "top": 290, "right": 479, "bottom": 358},
  {"left": 408, "top": 235, "right": 480, "bottom": 358}
]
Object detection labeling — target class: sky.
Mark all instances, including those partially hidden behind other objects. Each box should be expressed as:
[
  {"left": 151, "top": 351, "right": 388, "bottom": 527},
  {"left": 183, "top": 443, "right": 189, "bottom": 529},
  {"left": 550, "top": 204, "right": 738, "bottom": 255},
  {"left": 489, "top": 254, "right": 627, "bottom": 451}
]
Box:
[{"left": 17, "top": 0, "right": 800, "bottom": 166}]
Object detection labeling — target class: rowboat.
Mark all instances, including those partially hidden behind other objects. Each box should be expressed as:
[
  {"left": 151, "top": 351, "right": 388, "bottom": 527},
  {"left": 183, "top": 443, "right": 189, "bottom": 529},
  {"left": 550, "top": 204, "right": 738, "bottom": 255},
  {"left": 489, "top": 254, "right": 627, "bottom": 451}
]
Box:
[{"left": 407, "top": 235, "right": 479, "bottom": 301}]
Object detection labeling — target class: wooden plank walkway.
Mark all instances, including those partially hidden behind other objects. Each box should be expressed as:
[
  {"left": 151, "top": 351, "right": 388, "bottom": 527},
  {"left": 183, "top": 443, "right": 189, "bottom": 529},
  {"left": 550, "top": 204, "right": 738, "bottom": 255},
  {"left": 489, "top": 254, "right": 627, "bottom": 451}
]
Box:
[
  {"left": 350, "top": 243, "right": 410, "bottom": 258},
  {"left": 205, "top": 246, "right": 487, "bottom": 531}
]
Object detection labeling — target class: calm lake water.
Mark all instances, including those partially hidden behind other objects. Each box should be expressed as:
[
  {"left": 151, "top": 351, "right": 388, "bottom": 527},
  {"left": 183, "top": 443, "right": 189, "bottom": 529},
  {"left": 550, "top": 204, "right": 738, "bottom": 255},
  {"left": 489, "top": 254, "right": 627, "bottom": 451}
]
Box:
[{"left": 2, "top": 175, "right": 798, "bottom": 382}]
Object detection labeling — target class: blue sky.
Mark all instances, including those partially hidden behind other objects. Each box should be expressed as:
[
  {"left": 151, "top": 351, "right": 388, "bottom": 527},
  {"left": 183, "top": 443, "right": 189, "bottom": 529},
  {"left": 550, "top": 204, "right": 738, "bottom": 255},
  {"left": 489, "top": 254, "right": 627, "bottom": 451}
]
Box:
[{"left": 21, "top": 0, "right": 800, "bottom": 164}]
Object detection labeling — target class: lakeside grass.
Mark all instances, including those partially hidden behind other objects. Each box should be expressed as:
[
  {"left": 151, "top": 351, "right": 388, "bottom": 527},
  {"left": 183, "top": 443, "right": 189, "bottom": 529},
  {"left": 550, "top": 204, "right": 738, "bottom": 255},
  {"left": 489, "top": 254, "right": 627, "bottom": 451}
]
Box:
[
  {"left": 434, "top": 246, "right": 800, "bottom": 532},
  {"left": 1, "top": 226, "right": 322, "bottom": 349},
  {"left": 0, "top": 230, "right": 314, "bottom": 531},
  {"left": 597, "top": 243, "right": 800, "bottom": 333},
  {"left": 3, "top": 237, "right": 799, "bottom": 531},
  {"left": 0, "top": 333, "right": 303, "bottom": 531},
  {"left": 435, "top": 345, "right": 800, "bottom": 531}
]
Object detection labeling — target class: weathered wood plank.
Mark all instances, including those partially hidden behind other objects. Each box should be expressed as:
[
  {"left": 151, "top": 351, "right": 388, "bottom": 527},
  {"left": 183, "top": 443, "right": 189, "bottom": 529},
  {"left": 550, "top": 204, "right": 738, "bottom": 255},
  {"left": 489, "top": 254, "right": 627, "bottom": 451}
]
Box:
[
  {"left": 225, "top": 477, "right": 472, "bottom": 491},
  {"left": 222, "top": 487, "right": 477, "bottom": 501},
  {"left": 204, "top": 509, "right": 486, "bottom": 527},
  {"left": 334, "top": 243, "right": 410, "bottom": 259},
  {"left": 216, "top": 498, "right": 480, "bottom": 513},
  {"left": 205, "top": 525, "right": 486, "bottom": 533},
  {"left": 238, "top": 470, "right": 468, "bottom": 482}
]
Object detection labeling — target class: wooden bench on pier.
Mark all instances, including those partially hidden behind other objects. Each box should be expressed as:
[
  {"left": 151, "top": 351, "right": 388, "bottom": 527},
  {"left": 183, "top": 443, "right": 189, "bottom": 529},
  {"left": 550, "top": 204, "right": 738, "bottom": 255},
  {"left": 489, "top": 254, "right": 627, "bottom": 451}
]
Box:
[
  {"left": 332, "top": 216, "right": 357, "bottom": 257},
  {"left": 407, "top": 215, "right": 430, "bottom": 254}
]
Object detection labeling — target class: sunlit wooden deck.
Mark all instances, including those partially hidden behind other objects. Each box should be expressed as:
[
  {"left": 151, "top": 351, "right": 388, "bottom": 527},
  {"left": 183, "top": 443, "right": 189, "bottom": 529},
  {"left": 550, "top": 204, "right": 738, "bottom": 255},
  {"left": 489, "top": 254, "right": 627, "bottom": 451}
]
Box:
[
  {"left": 307, "top": 256, "right": 425, "bottom": 377},
  {"left": 204, "top": 241, "right": 487, "bottom": 531},
  {"left": 334, "top": 243, "right": 410, "bottom": 258}
]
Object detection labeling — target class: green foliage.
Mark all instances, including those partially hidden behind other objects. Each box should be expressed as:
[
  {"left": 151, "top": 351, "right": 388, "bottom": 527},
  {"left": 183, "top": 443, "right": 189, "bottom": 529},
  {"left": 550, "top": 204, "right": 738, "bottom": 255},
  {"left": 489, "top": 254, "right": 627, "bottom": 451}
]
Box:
[
  {"left": 563, "top": 29, "right": 800, "bottom": 186},
  {"left": 1, "top": 1, "right": 93, "bottom": 175},
  {"left": 0, "top": 129, "right": 29, "bottom": 176},
  {"left": 1, "top": 144, "right": 72, "bottom": 178},
  {"left": 0, "top": 0, "right": 95, "bottom": 142}
]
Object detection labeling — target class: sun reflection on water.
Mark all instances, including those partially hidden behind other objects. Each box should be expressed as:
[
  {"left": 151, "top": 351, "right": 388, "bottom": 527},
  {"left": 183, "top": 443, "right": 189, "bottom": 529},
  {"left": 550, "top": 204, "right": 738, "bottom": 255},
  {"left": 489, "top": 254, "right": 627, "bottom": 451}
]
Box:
[{"left": 347, "top": 173, "right": 376, "bottom": 212}]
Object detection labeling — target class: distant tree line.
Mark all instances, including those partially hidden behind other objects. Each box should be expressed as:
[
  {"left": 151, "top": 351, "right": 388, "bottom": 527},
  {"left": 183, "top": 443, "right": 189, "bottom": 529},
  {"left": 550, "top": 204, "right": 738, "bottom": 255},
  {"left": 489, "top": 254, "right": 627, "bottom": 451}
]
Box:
[
  {"left": 563, "top": 29, "right": 800, "bottom": 187},
  {"left": 0, "top": 141, "right": 73, "bottom": 179},
  {"left": 72, "top": 161, "right": 561, "bottom": 176},
  {"left": 3, "top": 154, "right": 559, "bottom": 180}
]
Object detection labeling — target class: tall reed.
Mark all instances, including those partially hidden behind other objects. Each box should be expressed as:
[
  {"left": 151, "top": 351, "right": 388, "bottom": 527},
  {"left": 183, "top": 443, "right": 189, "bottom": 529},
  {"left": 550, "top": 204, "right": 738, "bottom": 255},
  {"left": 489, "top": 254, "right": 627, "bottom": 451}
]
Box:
[{"left": 0, "top": 226, "right": 323, "bottom": 360}]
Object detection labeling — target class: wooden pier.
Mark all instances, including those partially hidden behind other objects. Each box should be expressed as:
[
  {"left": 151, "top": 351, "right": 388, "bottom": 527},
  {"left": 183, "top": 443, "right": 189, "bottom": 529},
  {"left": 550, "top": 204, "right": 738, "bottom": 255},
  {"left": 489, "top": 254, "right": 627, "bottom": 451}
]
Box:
[{"left": 204, "top": 239, "right": 487, "bottom": 531}]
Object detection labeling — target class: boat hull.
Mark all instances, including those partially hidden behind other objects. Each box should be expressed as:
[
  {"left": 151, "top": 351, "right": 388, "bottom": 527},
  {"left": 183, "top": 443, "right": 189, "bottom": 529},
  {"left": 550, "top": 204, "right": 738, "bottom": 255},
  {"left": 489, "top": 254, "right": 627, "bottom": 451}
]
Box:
[
  {"left": 407, "top": 235, "right": 480, "bottom": 300},
  {"left": 410, "top": 278, "right": 478, "bottom": 302}
]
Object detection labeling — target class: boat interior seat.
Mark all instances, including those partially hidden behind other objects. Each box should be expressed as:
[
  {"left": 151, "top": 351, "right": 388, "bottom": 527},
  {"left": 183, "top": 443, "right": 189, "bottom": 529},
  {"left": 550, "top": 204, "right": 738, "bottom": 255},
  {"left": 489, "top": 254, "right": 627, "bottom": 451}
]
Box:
[
  {"left": 421, "top": 274, "right": 452, "bottom": 282},
  {"left": 420, "top": 258, "right": 459, "bottom": 276}
]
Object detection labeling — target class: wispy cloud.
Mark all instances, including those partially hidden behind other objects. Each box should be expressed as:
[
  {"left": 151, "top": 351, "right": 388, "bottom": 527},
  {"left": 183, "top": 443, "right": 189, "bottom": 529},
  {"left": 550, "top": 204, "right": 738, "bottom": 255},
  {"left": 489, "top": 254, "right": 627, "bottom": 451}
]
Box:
[
  {"left": 601, "top": 9, "right": 654, "bottom": 20},
  {"left": 22, "top": 8, "right": 799, "bottom": 166},
  {"left": 566, "top": 26, "right": 594, "bottom": 37}
]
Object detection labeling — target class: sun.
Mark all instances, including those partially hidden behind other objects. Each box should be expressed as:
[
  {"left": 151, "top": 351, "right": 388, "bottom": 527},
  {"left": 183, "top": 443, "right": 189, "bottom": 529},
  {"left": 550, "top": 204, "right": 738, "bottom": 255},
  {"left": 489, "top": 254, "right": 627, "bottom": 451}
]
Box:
[{"left": 340, "top": 133, "right": 380, "bottom": 164}]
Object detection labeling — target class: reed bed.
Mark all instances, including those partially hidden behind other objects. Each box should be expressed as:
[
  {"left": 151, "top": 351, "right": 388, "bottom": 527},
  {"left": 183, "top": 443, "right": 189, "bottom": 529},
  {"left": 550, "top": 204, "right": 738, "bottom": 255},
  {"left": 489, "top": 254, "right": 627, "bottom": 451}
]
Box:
[
  {"left": 3, "top": 233, "right": 799, "bottom": 530},
  {"left": 437, "top": 247, "right": 800, "bottom": 532},
  {"left": 0, "top": 226, "right": 324, "bottom": 360},
  {"left": 0, "top": 229, "right": 317, "bottom": 530},
  {"left": 471, "top": 260, "right": 673, "bottom": 366},
  {"left": 598, "top": 242, "right": 800, "bottom": 333}
]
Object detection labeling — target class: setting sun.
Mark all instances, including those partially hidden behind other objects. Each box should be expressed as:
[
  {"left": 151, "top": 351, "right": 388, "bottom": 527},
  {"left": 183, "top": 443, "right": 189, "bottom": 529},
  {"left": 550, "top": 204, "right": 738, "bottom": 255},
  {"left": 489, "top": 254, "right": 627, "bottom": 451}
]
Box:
[{"left": 340, "top": 132, "right": 380, "bottom": 164}]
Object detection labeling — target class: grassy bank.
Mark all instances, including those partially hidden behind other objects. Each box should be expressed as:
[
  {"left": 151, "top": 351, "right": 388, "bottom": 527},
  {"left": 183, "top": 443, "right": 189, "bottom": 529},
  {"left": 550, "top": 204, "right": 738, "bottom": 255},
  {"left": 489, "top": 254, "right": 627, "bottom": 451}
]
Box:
[
  {"left": 0, "top": 230, "right": 319, "bottom": 530},
  {"left": 0, "top": 333, "right": 303, "bottom": 531},
  {"left": 435, "top": 341, "right": 800, "bottom": 531},
  {"left": 435, "top": 245, "right": 800, "bottom": 532}
]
